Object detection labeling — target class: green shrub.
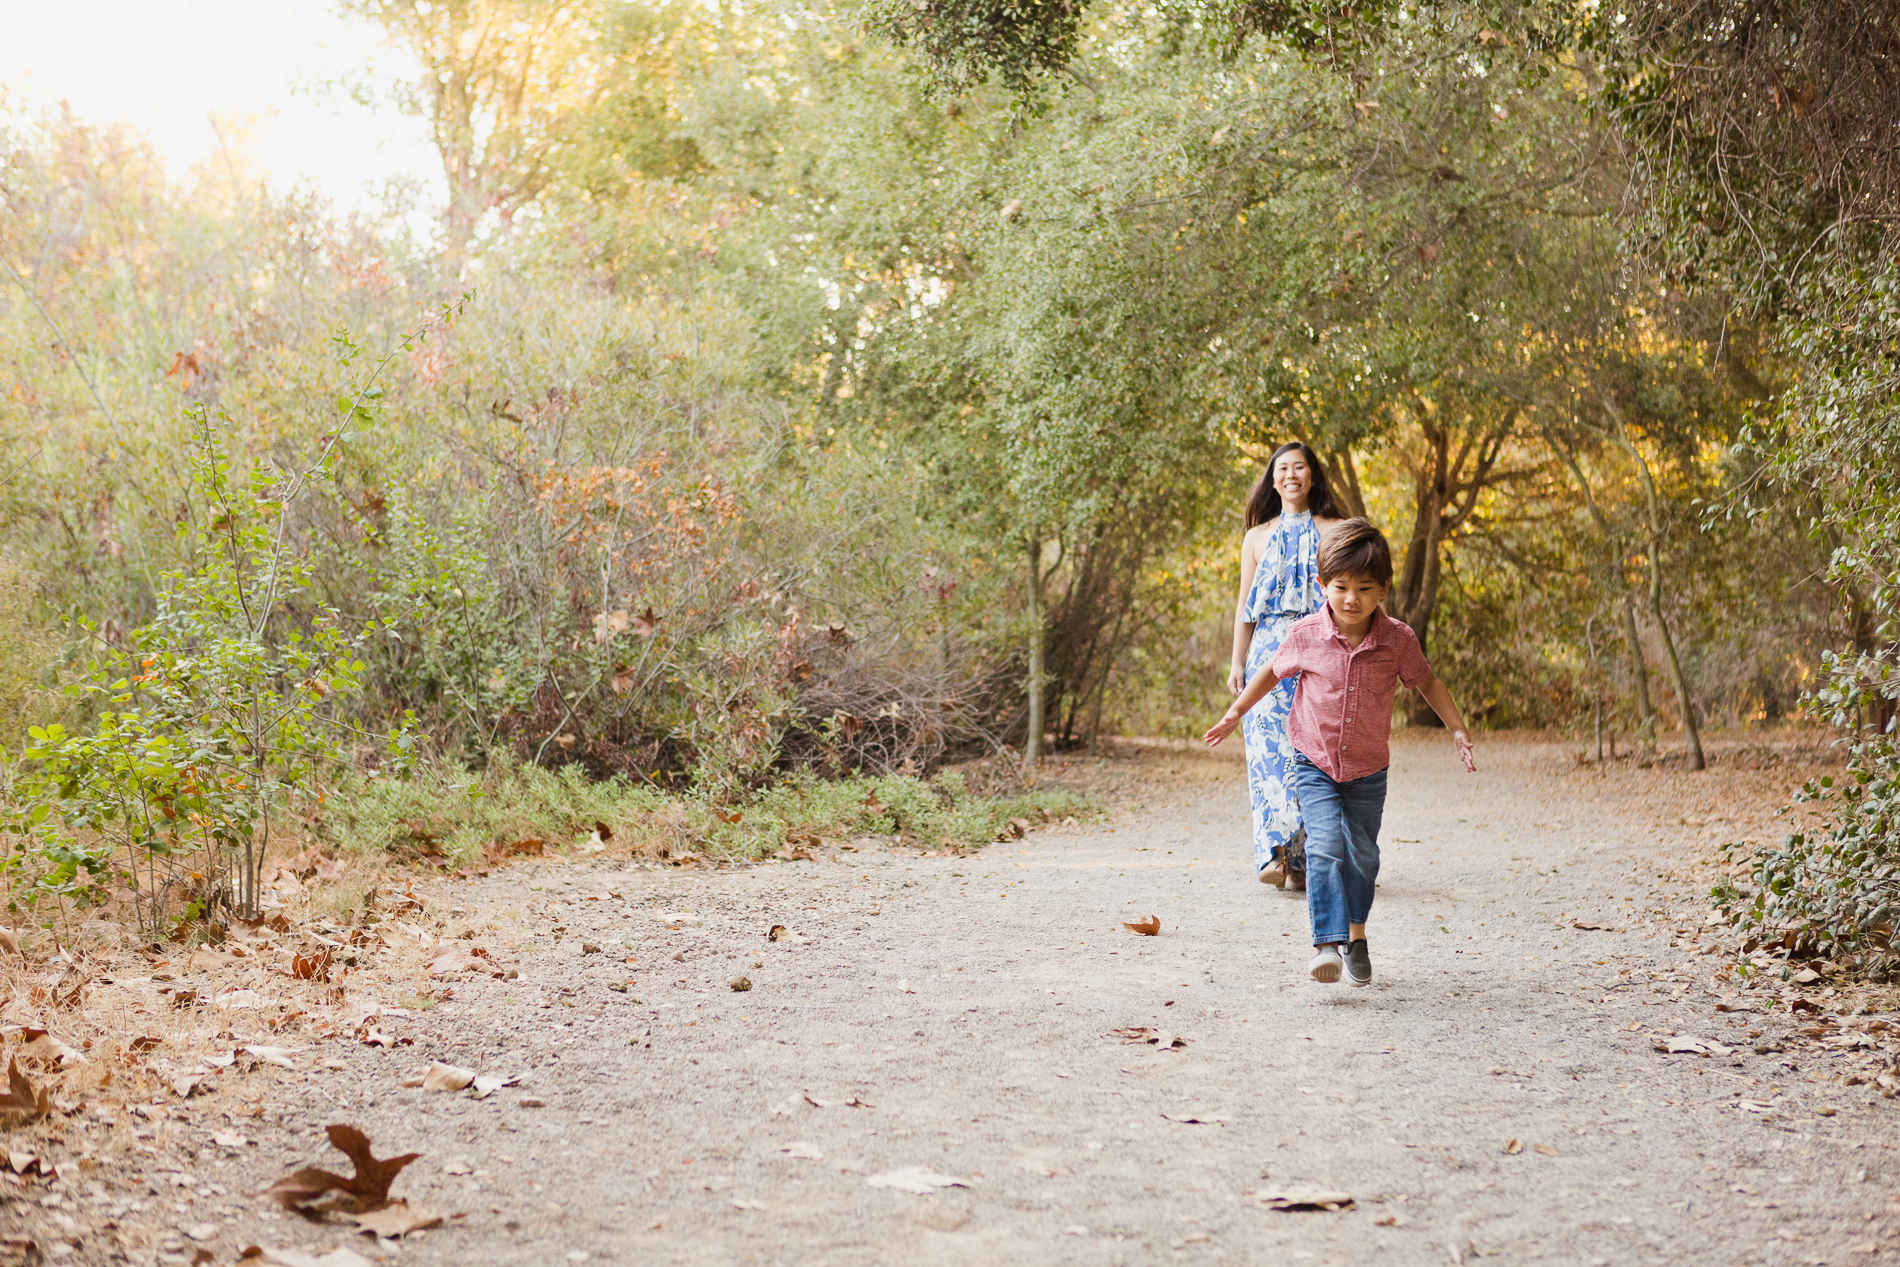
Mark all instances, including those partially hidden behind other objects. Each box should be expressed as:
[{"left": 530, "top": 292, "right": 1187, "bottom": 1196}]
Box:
[
  {"left": 1720, "top": 648, "right": 1900, "bottom": 970},
  {"left": 325, "top": 752, "right": 1093, "bottom": 866}
]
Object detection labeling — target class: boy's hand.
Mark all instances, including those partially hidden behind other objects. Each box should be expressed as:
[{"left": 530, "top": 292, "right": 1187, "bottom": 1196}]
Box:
[
  {"left": 1453, "top": 730, "right": 1476, "bottom": 773},
  {"left": 1204, "top": 712, "right": 1241, "bottom": 747}
]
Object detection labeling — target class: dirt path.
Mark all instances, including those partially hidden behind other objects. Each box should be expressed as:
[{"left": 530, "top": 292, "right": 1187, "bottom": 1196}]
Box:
[{"left": 15, "top": 734, "right": 1900, "bottom": 1266}]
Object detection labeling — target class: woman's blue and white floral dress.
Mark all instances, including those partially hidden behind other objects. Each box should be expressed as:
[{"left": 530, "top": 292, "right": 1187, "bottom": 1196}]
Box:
[{"left": 1242, "top": 509, "right": 1323, "bottom": 875}]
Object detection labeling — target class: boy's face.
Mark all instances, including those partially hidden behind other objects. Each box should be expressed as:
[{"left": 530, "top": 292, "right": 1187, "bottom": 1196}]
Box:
[{"left": 1321, "top": 573, "right": 1388, "bottom": 627}]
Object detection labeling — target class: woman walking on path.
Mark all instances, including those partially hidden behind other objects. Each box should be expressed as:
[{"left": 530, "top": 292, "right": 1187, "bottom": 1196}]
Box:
[{"left": 1228, "top": 442, "right": 1342, "bottom": 889}]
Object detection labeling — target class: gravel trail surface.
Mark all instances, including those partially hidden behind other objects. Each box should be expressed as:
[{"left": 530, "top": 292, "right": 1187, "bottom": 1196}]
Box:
[{"left": 70, "top": 735, "right": 1900, "bottom": 1265}]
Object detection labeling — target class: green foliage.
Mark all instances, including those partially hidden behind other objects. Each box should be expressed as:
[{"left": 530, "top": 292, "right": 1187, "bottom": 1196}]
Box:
[
  {"left": 0, "top": 0, "right": 1881, "bottom": 945},
  {"left": 330, "top": 752, "right": 1091, "bottom": 863},
  {"left": 1721, "top": 656, "right": 1900, "bottom": 965},
  {"left": 0, "top": 555, "right": 57, "bottom": 752},
  {"left": 5, "top": 384, "right": 414, "bottom": 931}
]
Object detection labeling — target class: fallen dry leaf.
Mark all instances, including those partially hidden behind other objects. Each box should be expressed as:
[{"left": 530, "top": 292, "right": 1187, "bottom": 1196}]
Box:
[
  {"left": 1123, "top": 915, "right": 1161, "bottom": 936},
  {"left": 293, "top": 943, "right": 334, "bottom": 982},
  {"left": 1532, "top": 1143, "right": 1558, "bottom": 1156},
  {"left": 1653, "top": 1037, "right": 1728, "bottom": 1057},
  {"left": 352, "top": 1198, "right": 443, "bottom": 1238},
  {"left": 469, "top": 1072, "right": 520, "bottom": 1100},
  {"left": 1110, "top": 1026, "right": 1187, "bottom": 1049},
  {"left": 730, "top": 975, "right": 753, "bottom": 992},
  {"left": 0, "top": 1059, "right": 51, "bottom": 1121},
  {"left": 264, "top": 1124, "right": 421, "bottom": 1215},
  {"left": 1503, "top": 1138, "right": 1523, "bottom": 1155},
  {"left": 238, "top": 1247, "right": 375, "bottom": 1267},
  {"left": 1159, "top": 1109, "right": 1224, "bottom": 1124},
  {"left": 400, "top": 1062, "right": 476, "bottom": 1092},
  {"left": 18, "top": 1029, "right": 86, "bottom": 1068},
  {"left": 1255, "top": 1186, "right": 1354, "bottom": 1211},
  {"left": 424, "top": 946, "right": 503, "bottom": 979},
  {"left": 866, "top": 1165, "right": 969, "bottom": 1194},
  {"left": 129, "top": 1035, "right": 164, "bottom": 1054},
  {"left": 242, "top": 1045, "right": 299, "bottom": 1070},
  {"left": 215, "top": 1132, "right": 250, "bottom": 1150}
]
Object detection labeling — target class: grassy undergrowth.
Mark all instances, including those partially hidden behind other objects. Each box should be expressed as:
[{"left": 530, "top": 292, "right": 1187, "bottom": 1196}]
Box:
[{"left": 330, "top": 755, "right": 1094, "bottom": 867}]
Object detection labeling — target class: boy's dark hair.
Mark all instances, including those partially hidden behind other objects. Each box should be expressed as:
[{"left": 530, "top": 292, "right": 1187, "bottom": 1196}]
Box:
[{"left": 1317, "top": 518, "right": 1393, "bottom": 584}]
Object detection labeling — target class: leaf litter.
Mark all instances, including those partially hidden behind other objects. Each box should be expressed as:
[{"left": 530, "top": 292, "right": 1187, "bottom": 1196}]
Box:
[{"left": 1123, "top": 915, "right": 1161, "bottom": 936}]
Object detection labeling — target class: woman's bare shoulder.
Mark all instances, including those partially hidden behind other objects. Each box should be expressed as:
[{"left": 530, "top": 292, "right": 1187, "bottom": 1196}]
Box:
[{"left": 1243, "top": 518, "right": 1281, "bottom": 543}]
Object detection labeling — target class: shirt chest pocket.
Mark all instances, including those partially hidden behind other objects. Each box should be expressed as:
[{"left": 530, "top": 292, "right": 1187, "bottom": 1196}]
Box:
[{"left": 1347, "top": 657, "right": 1403, "bottom": 708}]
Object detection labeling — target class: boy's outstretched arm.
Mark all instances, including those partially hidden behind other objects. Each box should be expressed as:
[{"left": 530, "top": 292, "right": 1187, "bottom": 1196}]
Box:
[
  {"left": 1204, "top": 664, "right": 1281, "bottom": 746},
  {"left": 1417, "top": 673, "right": 1477, "bottom": 772}
]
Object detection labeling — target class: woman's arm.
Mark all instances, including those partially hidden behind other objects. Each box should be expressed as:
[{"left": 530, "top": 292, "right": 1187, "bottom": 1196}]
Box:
[
  {"left": 1205, "top": 661, "right": 1283, "bottom": 746},
  {"left": 1228, "top": 527, "right": 1265, "bottom": 694},
  {"left": 1417, "top": 674, "right": 1477, "bottom": 772}
]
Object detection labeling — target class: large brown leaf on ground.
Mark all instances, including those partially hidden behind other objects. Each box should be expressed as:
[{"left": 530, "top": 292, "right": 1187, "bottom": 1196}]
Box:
[
  {"left": 265, "top": 1125, "right": 421, "bottom": 1215},
  {"left": 0, "top": 1059, "right": 50, "bottom": 1120}
]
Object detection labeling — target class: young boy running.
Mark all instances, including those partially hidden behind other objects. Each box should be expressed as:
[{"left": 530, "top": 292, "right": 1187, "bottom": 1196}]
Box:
[{"left": 1204, "top": 519, "right": 1476, "bottom": 986}]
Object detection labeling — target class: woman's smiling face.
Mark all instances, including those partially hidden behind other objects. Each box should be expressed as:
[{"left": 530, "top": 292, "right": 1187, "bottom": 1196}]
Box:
[{"left": 1272, "top": 449, "right": 1313, "bottom": 511}]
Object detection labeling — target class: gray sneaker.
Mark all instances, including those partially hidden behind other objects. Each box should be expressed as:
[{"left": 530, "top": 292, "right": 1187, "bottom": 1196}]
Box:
[
  {"left": 1344, "top": 938, "right": 1372, "bottom": 987},
  {"left": 1307, "top": 946, "right": 1343, "bottom": 984}
]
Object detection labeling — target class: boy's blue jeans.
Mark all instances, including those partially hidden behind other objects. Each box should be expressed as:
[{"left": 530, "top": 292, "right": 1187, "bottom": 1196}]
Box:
[{"left": 1292, "top": 753, "right": 1388, "bottom": 946}]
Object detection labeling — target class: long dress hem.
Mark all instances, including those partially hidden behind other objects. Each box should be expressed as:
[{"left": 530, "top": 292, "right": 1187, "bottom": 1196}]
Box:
[{"left": 1240, "top": 510, "right": 1321, "bottom": 876}]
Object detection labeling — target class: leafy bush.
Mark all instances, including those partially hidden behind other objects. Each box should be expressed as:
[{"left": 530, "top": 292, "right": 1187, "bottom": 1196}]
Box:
[
  {"left": 6, "top": 356, "right": 423, "bottom": 931},
  {"left": 1721, "top": 649, "right": 1900, "bottom": 968}
]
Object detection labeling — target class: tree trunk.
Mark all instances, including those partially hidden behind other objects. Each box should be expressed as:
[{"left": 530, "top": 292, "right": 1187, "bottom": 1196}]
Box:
[
  {"left": 1024, "top": 535, "right": 1045, "bottom": 771},
  {"left": 1620, "top": 589, "right": 1656, "bottom": 729},
  {"left": 1646, "top": 541, "right": 1705, "bottom": 770},
  {"left": 1543, "top": 423, "right": 1657, "bottom": 734},
  {"left": 1323, "top": 447, "right": 1369, "bottom": 519},
  {"left": 1612, "top": 407, "right": 1704, "bottom": 771},
  {"left": 1388, "top": 422, "right": 1452, "bottom": 725}
]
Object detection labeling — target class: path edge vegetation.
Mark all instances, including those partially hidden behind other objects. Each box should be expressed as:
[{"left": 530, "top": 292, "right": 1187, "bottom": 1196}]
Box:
[{"left": 1, "top": 0, "right": 1897, "bottom": 971}]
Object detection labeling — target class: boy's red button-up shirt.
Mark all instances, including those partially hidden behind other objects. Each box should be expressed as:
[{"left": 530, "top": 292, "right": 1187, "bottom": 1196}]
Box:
[{"left": 1270, "top": 607, "right": 1434, "bottom": 783}]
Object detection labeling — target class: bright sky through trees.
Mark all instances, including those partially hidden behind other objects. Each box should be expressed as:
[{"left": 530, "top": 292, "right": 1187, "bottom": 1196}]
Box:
[{"left": 1, "top": 0, "right": 436, "bottom": 221}]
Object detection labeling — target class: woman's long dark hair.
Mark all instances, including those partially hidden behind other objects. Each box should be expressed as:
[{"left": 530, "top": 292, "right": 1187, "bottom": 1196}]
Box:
[{"left": 1245, "top": 441, "right": 1340, "bottom": 529}]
